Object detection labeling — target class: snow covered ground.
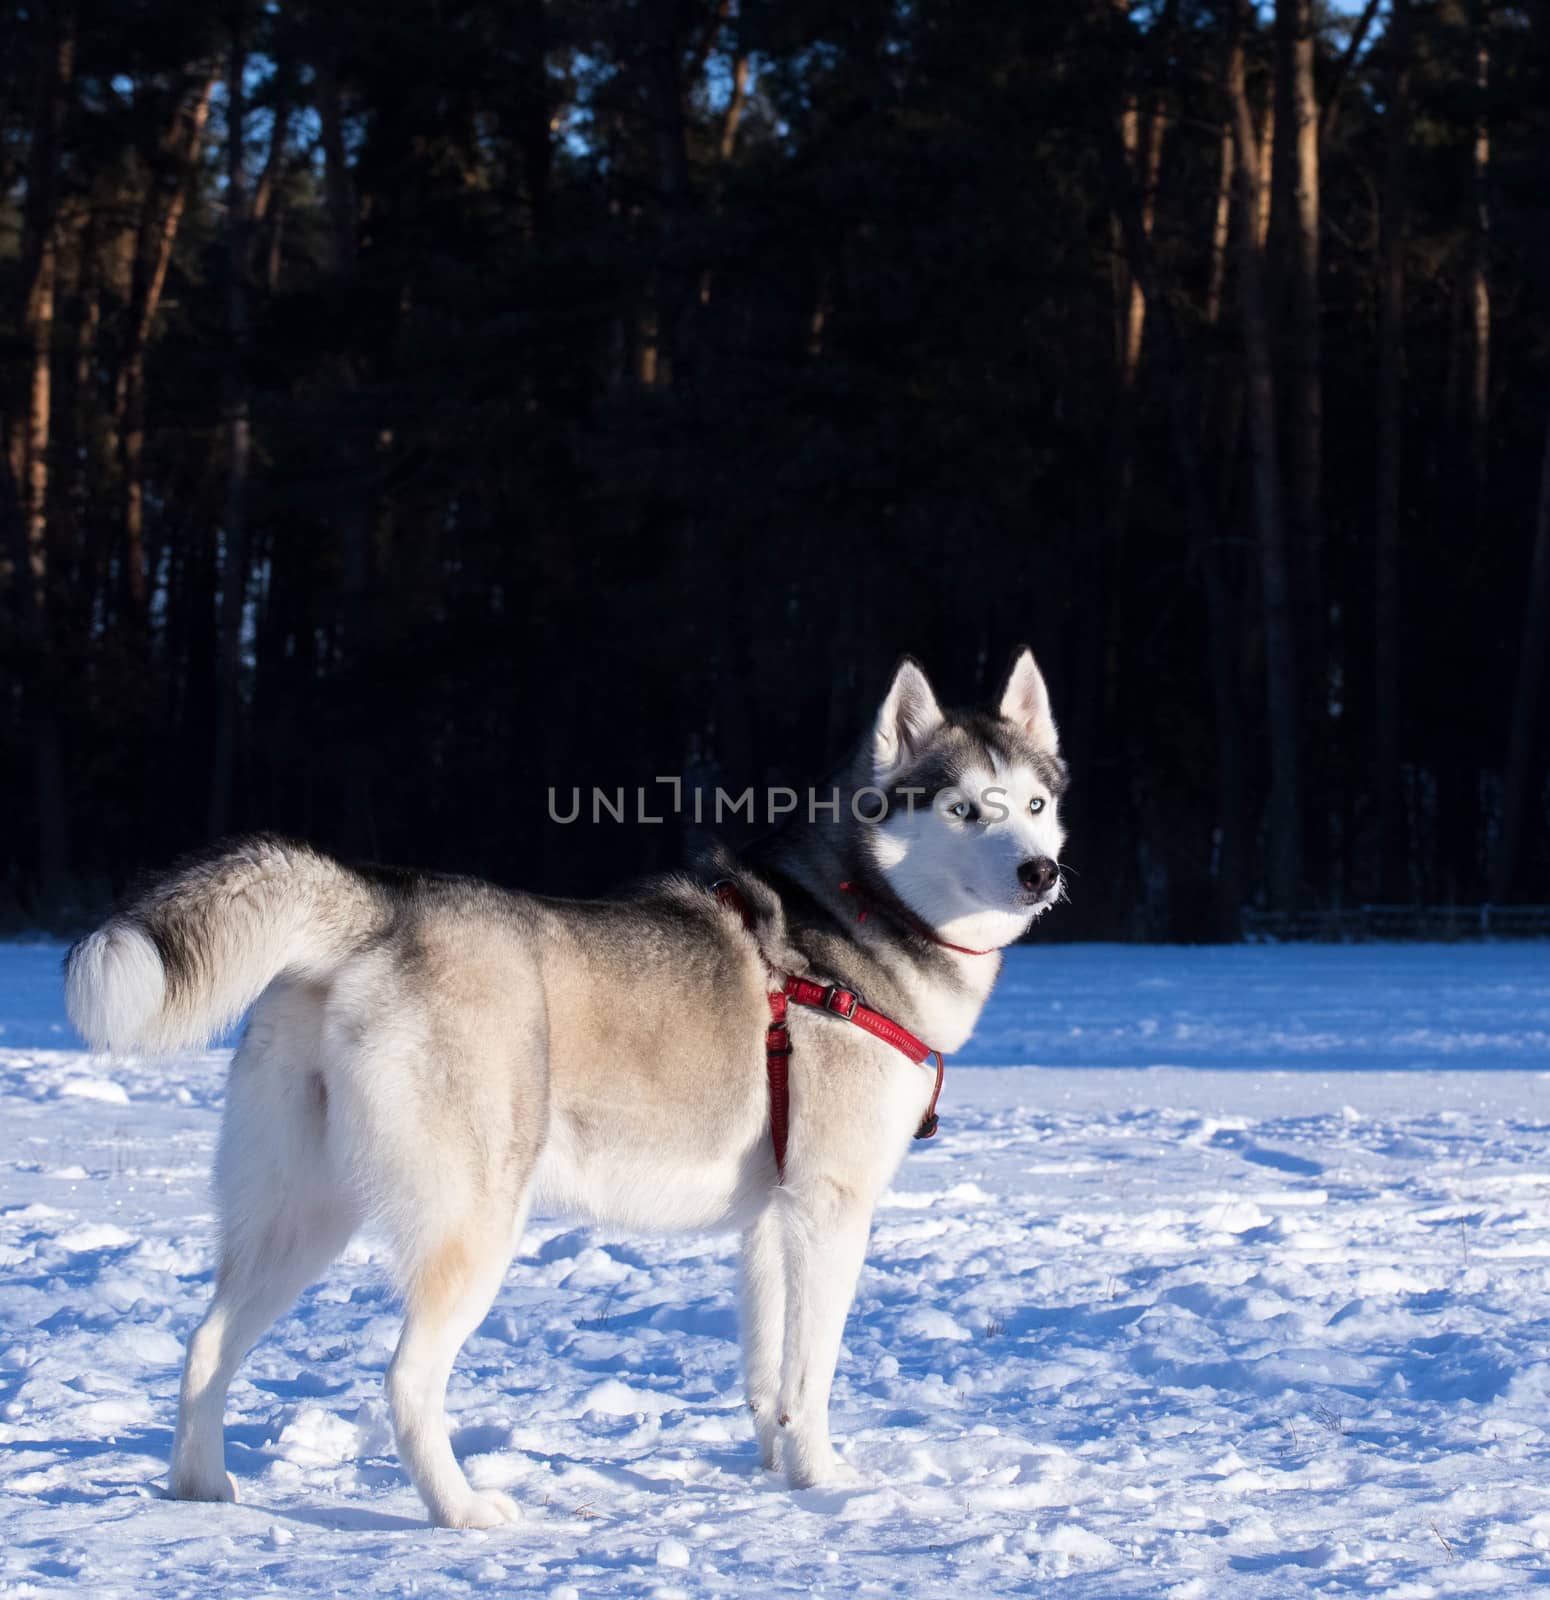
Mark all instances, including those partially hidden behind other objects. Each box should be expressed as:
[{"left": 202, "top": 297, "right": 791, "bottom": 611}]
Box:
[{"left": 3, "top": 940, "right": 1550, "bottom": 1597}]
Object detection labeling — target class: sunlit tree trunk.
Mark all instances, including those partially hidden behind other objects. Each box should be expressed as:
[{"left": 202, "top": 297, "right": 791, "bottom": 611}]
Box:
[
  {"left": 1103, "top": 0, "right": 1177, "bottom": 773},
  {"left": 1210, "top": 78, "right": 1274, "bottom": 531},
  {"left": 1109, "top": 0, "right": 1139, "bottom": 372},
  {"left": 719, "top": 54, "right": 751, "bottom": 163},
  {"left": 695, "top": 28, "right": 749, "bottom": 313},
  {"left": 1469, "top": 2, "right": 1491, "bottom": 535},
  {"left": 1106, "top": 0, "right": 1176, "bottom": 388},
  {"left": 1255, "top": 94, "right": 1274, "bottom": 251},
  {"left": 18, "top": 2, "right": 73, "bottom": 622},
  {"left": 1206, "top": 121, "right": 1234, "bottom": 330},
  {"left": 1282, "top": 0, "right": 1321, "bottom": 632},
  {"left": 317, "top": 53, "right": 364, "bottom": 633},
  {"left": 65, "top": 201, "right": 101, "bottom": 609},
  {"left": 1228, "top": 0, "right": 1301, "bottom": 911},
  {"left": 1120, "top": 37, "right": 1172, "bottom": 391},
  {"left": 1279, "top": 0, "right": 1329, "bottom": 894},
  {"left": 1197, "top": 107, "right": 1246, "bottom": 934},
  {"left": 252, "top": 65, "right": 292, "bottom": 294},
  {"left": 16, "top": 0, "right": 76, "bottom": 908},
  {"left": 118, "top": 70, "right": 216, "bottom": 621}
]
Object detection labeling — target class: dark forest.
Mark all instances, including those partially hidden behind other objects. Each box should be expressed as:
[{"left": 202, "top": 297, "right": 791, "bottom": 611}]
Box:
[{"left": 2, "top": 0, "right": 1548, "bottom": 938}]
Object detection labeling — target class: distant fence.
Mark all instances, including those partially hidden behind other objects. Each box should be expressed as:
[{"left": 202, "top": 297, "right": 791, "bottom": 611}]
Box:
[{"left": 1242, "top": 905, "right": 1550, "bottom": 942}]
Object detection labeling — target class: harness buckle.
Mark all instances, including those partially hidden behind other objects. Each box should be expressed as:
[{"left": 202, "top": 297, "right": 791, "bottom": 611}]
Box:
[{"left": 825, "top": 987, "right": 859, "bottom": 1020}]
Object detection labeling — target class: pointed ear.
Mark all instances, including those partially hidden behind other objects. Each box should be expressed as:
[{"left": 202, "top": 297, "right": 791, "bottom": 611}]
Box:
[
  {"left": 998, "top": 647, "right": 1059, "bottom": 752},
  {"left": 871, "top": 657, "right": 945, "bottom": 785}
]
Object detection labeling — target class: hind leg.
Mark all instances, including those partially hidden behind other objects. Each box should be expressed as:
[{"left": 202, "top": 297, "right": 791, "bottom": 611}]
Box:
[
  {"left": 325, "top": 934, "right": 549, "bottom": 1526},
  {"left": 386, "top": 1201, "right": 530, "bottom": 1529},
  {"left": 171, "top": 988, "right": 355, "bottom": 1502},
  {"left": 171, "top": 1203, "right": 354, "bottom": 1501}
]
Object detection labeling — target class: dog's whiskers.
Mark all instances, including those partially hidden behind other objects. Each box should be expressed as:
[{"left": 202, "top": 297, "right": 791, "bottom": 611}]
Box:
[{"left": 1050, "top": 859, "right": 1075, "bottom": 906}]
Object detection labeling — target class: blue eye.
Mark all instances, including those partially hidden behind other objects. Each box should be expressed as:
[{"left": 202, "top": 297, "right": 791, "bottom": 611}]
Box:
[
  {"left": 950, "top": 800, "right": 979, "bottom": 822},
  {"left": 1029, "top": 797, "right": 1046, "bottom": 815}
]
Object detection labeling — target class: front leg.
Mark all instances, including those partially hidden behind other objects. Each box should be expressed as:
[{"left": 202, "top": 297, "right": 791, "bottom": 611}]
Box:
[
  {"left": 777, "top": 1180, "right": 872, "bottom": 1489},
  {"left": 739, "top": 1206, "right": 787, "bottom": 1470}
]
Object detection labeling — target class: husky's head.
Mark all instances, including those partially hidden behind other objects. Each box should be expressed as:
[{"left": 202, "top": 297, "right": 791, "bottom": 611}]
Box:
[{"left": 856, "top": 650, "right": 1067, "bottom": 951}]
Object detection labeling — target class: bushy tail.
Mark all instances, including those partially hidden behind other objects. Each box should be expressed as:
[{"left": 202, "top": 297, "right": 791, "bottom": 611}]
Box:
[{"left": 64, "top": 835, "right": 386, "bottom": 1054}]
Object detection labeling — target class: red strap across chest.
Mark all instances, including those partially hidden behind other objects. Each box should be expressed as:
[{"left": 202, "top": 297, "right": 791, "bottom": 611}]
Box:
[{"left": 712, "top": 879, "right": 945, "bottom": 1182}]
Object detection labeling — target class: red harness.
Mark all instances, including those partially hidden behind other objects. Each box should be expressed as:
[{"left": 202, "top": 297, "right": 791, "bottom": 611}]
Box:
[{"left": 712, "top": 879, "right": 947, "bottom": 1182}]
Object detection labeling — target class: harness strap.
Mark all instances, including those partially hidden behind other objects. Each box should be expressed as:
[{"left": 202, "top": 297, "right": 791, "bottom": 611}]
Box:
[
  {"left": 712, "top": 879, "right": 945, "bottom": 1182},
  {"left": 764, "top": 989, "right": 792, "bottom": 1177}
]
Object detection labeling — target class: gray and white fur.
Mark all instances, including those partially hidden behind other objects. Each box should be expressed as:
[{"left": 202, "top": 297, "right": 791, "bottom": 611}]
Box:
[{"left": 64, "top": 650, "right": 1066, "bottom": 1528}]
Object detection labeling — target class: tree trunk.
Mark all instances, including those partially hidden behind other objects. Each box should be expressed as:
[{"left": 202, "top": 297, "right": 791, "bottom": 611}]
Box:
[
  {"left": 317, "top": 51, "right": 365, "bottom": 623},
  {"left": 18, "top": 1, "right": 74, "bottom": 622},
  {"left": 1109, "top": 1, "right": 1138, "bottom": 373},
  {"left": 317, "top": 51, "right": 377, "bottom": 853},
  {"left": 1255, "top": 93, "right": 1274, "bottom": 252},
  {"left": 1469, "top": 2, "right": 1491, "bottom": 535},
  {"left": 210, "top": 16, "right": 253, "bottom": 837},
  {"left": 252, "top": 82, "right": 290, "bottom": 226},
  {"left": 252, "top": 68, "right": 292, "bottom": 293},
  {"left": 694, "top": 42, "right": 750, "bottom": 317},
  {"left": 23, "top": 191, "right": 58, "bottom": 633},
  {"left": 1097, "top": 0, "right": 1179, "bottom": 849},
  {"left": 1199, "top": 103, "right": 1245, "bottom": 933},
  {"left": 1492, "top": 416, "right": 1550, "bottom": 901},
  {"left": 1105, "top": 0, "right": 1178, "bottom": 386},
  {"left": 1120, "top": 71, "right": 1170, "bottom": 391},
  {"left": 719, "top": 54, "right": 751, "bottom": 164},
  {"left": 1375, "top": 0, "right": 1411, "bottom": 898},
  {"left": 118, "top": 70, "right": 217, "bottom": 620},
  {"left": 1282, "top": 0, "right": 1322, "bottom": 633},
  {"left": 1320, "top": 0, "right": 1383, "bottom": 149},
  {"left": 1228, "top": 0, "right": 1302, "bottom": 911},
  {"left": 1281, "top": 0, "right": 1328, "bottom": 894},
  {"left": 1099, "top": 103, "right": 1246, "bottom": 937},
  {"left": 643, "top": 0, "right": 692, "bottom": 388},
  {"left": 17, "top": 0, "right": 76, "bottom": 908},
  {"left": 1206, "top": 120, "right": 1234, "bottom": 328},
  {"left": 64, "top": 201, "right": 101, "bottom": 619}
]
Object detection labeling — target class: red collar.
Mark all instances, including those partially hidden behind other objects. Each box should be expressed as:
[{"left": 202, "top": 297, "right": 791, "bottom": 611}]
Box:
[{"left": 836, "top": 880, "right": 997, "bottom": 957}]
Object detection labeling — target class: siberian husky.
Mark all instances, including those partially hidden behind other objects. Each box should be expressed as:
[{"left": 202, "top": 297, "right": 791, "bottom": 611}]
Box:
[{"left": 64, "top": 651, "right": 1067, "bottom": 1528}]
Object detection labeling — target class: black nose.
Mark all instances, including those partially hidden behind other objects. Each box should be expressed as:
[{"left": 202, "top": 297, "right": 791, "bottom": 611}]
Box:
[{"left": 1018, "top": 857, "right": 1058, "bottom": 895}]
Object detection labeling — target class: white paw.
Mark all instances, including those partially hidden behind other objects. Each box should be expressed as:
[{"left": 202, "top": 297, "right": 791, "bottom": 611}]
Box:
[
  {"left": 752, "top": 1422, "right": 782, "bottom": 1473},
  {"left": 786, "top": 1450, "right": 859, "bottom": 1490},
  {"left": 168, "top": 1467, "right": 239, "bottom": 1504},
  {"left": 440, "top": 1489, "right": 521, "bottom": 1530}
]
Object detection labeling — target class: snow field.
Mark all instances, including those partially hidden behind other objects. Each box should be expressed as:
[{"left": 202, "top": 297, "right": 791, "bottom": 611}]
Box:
[{"left": 2, "top": 942, "right": 1550, "bottom": 1596}]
